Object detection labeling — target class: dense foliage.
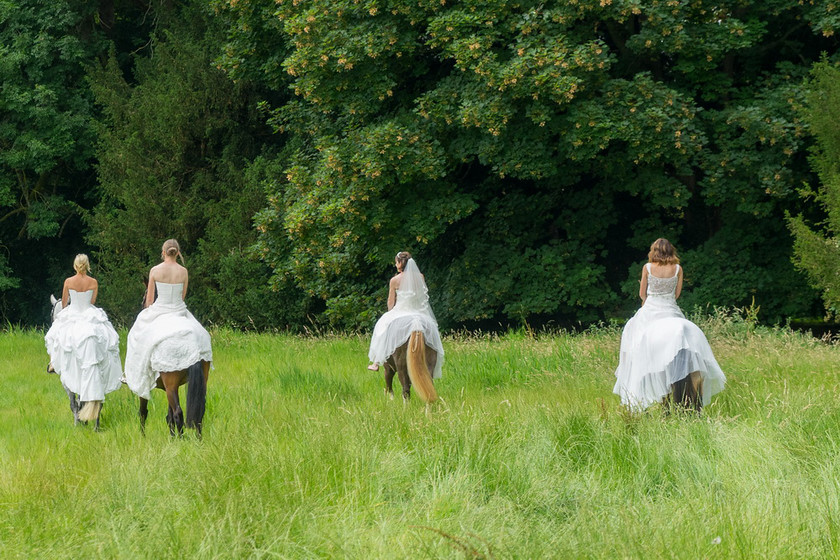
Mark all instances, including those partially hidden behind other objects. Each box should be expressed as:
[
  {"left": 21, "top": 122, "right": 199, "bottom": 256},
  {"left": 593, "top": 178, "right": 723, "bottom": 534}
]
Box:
[
  {"left": 87, "top": 6, "right": 307, "bottom": 328},
  {"left": 218, "top": 0, "right": 836, "bottom": 328},
  {"left": 789, "top": 60, "right": 840, "bottom": 317},
  {"left": 0, "top": 1, "right": 105, "bottom": 321},
  {"left": 1, "top": 0, "right": 838, "bottom": 328}
]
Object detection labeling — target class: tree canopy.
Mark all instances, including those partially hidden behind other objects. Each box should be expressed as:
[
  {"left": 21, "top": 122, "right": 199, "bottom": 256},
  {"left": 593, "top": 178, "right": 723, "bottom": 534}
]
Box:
[
  {"left": 1, "top": 0, "right": 837, "bottom": 329},
  {"left": 789, "top": 59, "right": 840, "bottom": 317},
  {"left": 217, "top": 0, "right": 836, "bottom": 327}
]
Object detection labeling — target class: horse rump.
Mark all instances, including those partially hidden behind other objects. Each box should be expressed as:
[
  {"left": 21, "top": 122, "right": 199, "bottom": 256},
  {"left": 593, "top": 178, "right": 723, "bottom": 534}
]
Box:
[
  {"left": 185, "top": 361, "right": 207, "bottom": 430},
  {"left": 406, "top": 331, "right": 438, "bottom": 404}
]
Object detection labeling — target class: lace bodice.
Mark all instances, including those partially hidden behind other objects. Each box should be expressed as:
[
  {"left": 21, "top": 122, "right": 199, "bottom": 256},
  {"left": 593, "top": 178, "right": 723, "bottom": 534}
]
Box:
[
  {"left": 155, "top": 282, "right": 184, "bottom": 305},
  {"left": 395, "top": 287, "right": 432, "bottom": 315},
  {"left": 68, "top": 289, "right": 94, "bottom": 311},
  {"left": 646, "top": 263, "right": 680, "bottom": 298}
]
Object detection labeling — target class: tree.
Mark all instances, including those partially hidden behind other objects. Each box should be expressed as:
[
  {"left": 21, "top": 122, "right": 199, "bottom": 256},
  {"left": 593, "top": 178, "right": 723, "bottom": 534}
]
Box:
[
  {"left": 0, "top": 1, "right": 107, "bottom": 322},
  {"left": 789, "top": 60, "right": 840, "bottom": 317},
  {"left": 217, "top": 0, "right": 834, "bottom": 328},
  {"left": 88, "top": 4, "right": 308, "bottom": 328}
]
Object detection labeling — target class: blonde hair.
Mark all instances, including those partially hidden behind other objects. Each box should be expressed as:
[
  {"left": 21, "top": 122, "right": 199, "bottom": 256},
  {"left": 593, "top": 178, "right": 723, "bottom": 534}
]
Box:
[
  {"left": 162, "top": 239, "right": 185, "bottom": 264},
  {"left": 648, "top": 238, "right": 680, "bottom": 265},
  {"left": 73, "top": 254, "right": 90, "bottom": 274}
]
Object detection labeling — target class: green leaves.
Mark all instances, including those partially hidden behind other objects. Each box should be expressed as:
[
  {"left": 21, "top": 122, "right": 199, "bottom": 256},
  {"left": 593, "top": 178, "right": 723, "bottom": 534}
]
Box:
[
  {"left": 214, "top": 0, "right": 833, "bottom": 327},
  {"left": 789, "top": 60, "right": 840, "bottom": 317}
]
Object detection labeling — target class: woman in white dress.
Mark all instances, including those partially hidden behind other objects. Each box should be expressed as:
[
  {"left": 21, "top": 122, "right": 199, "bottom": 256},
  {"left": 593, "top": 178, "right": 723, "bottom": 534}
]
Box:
[
  {"left": 44, "top": 254, "right": 123, "bottom": 425},
  {"left": 124, "top": 239, "right": 212, "bottom": 402},
  {"left": 613, "top": 238, "right": 726, "bottom": 411},
  {"left": 367, "top": 252, "right": 444, "bottom": 379}
]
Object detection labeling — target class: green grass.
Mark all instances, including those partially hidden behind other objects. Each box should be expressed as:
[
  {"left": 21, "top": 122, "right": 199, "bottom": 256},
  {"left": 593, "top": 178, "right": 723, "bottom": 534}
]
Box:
[{"left": 2, "top": 317, "right": 840, "bottom": 558}]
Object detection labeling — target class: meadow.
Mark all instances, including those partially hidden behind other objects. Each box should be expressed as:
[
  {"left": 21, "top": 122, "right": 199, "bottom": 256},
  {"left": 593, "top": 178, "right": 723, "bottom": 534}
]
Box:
[{"left": 2, "top": 314, "right": 840, "bottom": 559}]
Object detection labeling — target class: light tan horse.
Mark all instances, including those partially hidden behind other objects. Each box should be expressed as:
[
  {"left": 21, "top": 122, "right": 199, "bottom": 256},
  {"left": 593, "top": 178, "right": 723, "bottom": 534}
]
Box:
[{"left": 383, "top": 331, "right": 438, "bottom": 403}]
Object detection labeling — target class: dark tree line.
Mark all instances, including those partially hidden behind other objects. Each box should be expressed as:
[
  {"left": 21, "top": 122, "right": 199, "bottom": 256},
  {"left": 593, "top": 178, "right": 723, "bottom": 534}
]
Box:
[{"left": 1, "top": 0, "right": 838, "bottom": 329}]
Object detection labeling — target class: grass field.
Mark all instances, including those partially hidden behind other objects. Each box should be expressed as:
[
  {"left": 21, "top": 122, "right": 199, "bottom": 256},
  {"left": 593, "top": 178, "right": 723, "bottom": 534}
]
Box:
[{"left": 2, "top": 314, "right": 840, "bottom": 558}]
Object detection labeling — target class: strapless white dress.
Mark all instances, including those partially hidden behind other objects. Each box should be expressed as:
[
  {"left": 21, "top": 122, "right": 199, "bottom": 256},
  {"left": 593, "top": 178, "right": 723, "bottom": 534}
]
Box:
[
  {"left": 368, "top": 288, "right": 445, "bottom": 379},
  {"left": 124, "top": 282, "right": 212, "bottom": 400},
  {"left": 44, "top": 289, "right": 123, "bottom": 401},
  {"left": 613, "top": 264, "right": 726, "bottom": 410}
]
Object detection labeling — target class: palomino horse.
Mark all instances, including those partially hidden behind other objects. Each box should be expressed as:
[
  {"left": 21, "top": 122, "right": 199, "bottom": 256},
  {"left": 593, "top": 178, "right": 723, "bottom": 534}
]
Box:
[
  {"left": 383, "top": 331, "right": 438, "bottom": 404},
  {"left": 48, "top": 295, "right": 103, "bottom": 429},
  {"left": 139, "top": 360, "right": 209, "bottom": 438}
]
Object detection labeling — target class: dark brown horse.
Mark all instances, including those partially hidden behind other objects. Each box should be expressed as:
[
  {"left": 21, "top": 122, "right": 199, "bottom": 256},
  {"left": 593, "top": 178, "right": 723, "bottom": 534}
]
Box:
[
  {"left": 383, "top": 331, "right": 438, "bottom": 403},
  {"left": 665, "top": 371, "right": 703, "bottom": 412},
  {"left": 139, "top": 360, "right": 209, "bottom": 438}
]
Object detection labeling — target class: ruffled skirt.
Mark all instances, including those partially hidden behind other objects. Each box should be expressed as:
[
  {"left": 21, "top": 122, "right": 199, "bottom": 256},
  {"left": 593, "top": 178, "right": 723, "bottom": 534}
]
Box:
[
  {"left": 613, "top": 297, "right": 726, "bottom": 410},
  {"left": 124, "top": 302, "right": 212, "bottom": 400},
  {"left": 369, "top": 309, "right": 444, "bottom": 379},
  {"left": 44, "top": 307, "right": 123, "bottom": 402}
]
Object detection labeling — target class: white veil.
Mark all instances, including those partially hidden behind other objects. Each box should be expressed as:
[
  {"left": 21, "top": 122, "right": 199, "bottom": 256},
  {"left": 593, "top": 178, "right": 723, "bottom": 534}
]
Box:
[{"left": 394, "top": 258, "right": 436, "bottom": 322}]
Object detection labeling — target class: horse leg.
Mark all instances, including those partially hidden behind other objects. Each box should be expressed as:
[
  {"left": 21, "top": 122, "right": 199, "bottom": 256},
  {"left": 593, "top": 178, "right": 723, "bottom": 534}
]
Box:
[
  {"left": 161, "top": 371, "right": 185, "bottom": 437},
  {"left": 387, "top": 344, "right": 411, "bottom": 402},
  {"left": 688, "top": 371, "right": 703, "bottom": 412},
  {"left": 397, "top": 360, "right": 411, "bottom": 403},
  {"left": 383, "top": 358, "right": 396, "bottom": 400},
  {"left": 139, "top": 398, "right": 149, "bottom": 435},
  {"left": 94, "top": 403, "right": 101, "bottom": 432},
  {"left": 672, "top": 372, "right": 703, "bottom": 413},
  {"left": 64, "top": 384, "right": 80, "bottom": 425}
]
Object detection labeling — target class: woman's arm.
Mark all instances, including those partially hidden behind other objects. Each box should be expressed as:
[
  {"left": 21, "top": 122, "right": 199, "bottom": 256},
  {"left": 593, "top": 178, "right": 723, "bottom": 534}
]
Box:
[
  {"left": 91, "top": 279, "right": 99, "bottom": 305},
  {"left": 387, "top": 276, "right": 399, "bottom": 310},
  {"left": 182, "top": 269, "right": 189, "bottom": 300},
  {"left": 61, "top": 279, "right": 70, "bottom": 309},
  {"left": 675, "top": 266, "right": 684, "bottom": 299},
  {"left": 144, "top": 268, "right": 157, "bottom": 308},
  {"left": 638, "top": 265, "right": 648, "bottom": 305}
]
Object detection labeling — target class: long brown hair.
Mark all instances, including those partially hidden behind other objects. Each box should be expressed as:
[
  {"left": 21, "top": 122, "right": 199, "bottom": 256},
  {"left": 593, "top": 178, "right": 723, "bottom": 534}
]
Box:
[
  {"left": 648, "top": 238, "right": 680, "bottom": 265},
  {"left": 395, "top": 251, "right": 411, "bottom": 272}
]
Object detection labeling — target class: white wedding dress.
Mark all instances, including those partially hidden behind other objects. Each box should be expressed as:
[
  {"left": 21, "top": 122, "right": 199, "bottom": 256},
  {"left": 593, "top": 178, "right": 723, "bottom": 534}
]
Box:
[
  {"left": 44, "top": 290, "right": 123, "bottom": 402},
  {"left": 613, "top": 264, "right": 726, "bottom": 410},
  {"left": 368, "top": 259, "right": 444, "bottom": 378},
  {"left": 124, "top": 282, "right": 212, "bottom": 400}
]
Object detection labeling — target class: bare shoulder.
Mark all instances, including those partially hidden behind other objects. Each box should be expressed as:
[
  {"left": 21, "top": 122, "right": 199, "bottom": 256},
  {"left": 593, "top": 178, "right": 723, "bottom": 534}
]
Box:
[{"left": 390, "top": 273, "right": 402, "bottom": 288}]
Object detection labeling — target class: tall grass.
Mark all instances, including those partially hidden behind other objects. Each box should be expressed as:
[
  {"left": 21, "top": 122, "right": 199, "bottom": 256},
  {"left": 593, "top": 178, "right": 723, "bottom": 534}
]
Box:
[{"left": 1, "top": 317, "right": 840, "bottom": 558}]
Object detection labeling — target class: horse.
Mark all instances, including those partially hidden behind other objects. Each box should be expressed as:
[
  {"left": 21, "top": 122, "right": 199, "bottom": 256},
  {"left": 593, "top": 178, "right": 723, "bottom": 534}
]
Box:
[
  {"left": 48, "top": 294, "right": 103, "bottom": 429},
  {"left": 383, "top": 331, "right": 438, "bottom": 404},
  {"left": 138, "top": 360, "right": 210, "bottom": 438},
  {"left": 665, "top": 371, "right": 703, "bottom": 413}
]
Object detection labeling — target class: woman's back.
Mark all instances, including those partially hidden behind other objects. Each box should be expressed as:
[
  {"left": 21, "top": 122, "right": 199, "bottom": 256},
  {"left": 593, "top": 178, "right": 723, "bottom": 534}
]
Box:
[
  {"left": 154, "top": 282, "right": 185, "bottom": 306},
  {"left": 646, "top": 263, "right": 680, "bottom": 298},
  {"left": 67, "top": 289, "right": 94, "bottom": 311}
]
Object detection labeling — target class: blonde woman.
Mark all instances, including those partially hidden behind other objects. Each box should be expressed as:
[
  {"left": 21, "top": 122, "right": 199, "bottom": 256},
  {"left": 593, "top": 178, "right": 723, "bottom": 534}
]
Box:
[
  {"left": 613, "top": 239, "right": 726, "bottom": 411},
  {"left": 44, "top": 254, "right": 123, "bottom": 425}
]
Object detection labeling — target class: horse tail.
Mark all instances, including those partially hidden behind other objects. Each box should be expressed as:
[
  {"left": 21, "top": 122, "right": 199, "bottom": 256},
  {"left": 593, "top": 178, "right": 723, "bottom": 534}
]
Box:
[
  {"left": 77, "top": 401, "right": 102, "bottom": 423},
  {"left": 406, "top": 331, "right": 437, "bottom": 404},
  {"left": 185, "top": 361, "right": 206, "bottom": 430}
]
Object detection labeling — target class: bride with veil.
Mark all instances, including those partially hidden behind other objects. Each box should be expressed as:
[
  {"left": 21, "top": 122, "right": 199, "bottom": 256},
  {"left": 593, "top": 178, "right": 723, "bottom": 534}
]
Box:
[{"left": 367, "top": 252, "right": 444, "bottom": 379}]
